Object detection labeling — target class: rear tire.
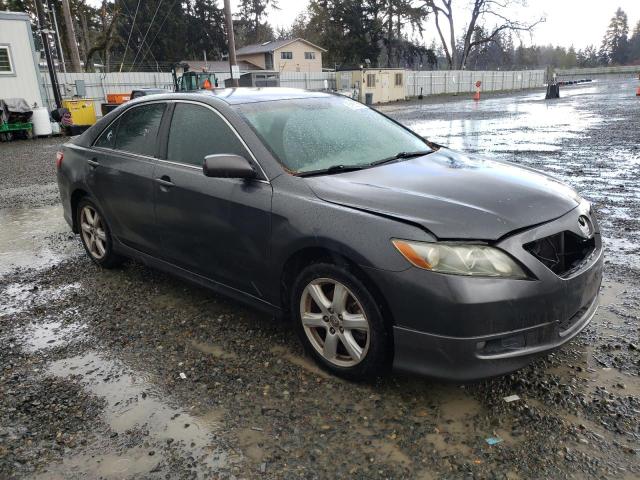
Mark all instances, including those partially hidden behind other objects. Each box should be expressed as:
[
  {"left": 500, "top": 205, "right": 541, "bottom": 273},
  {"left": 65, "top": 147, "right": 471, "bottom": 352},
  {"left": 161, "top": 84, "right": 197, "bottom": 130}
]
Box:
[
  {"left": 291, "top": 262, "right": 391, "bottom": 381},
  {"left": 76, "top": 198, "right": 123, "bottom": 268}
]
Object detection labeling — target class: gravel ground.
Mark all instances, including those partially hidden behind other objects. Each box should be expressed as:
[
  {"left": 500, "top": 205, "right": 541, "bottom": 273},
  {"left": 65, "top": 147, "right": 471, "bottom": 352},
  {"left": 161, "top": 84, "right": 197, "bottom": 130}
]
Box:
[{"left": 1, "top": 77, "right": 638, "bottom": 479}]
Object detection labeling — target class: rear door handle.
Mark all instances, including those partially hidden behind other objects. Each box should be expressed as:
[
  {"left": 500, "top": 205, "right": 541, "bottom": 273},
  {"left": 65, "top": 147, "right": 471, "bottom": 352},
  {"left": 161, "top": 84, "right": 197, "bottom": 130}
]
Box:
[
  {"left": 155, "top": 176, "right": 174, "bottom": 188},
  {"left": 87, "top": 158, "right": 99, "bottom": 168}
]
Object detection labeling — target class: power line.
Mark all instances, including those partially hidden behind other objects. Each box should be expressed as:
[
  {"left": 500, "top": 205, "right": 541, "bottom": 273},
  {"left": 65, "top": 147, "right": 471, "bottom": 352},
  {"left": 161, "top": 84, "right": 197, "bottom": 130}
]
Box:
[
  {"left": 129, "top": 0, "right": 164, "bottom": 71},
  {"left": 119, "top": 0, "right": 142, "bottom": 72},
  {"left": 119, "top": 1, "right": 162, "bottom": 71},
  {"left": 134, "top": 0, "right": 181, "bottom": 69}
]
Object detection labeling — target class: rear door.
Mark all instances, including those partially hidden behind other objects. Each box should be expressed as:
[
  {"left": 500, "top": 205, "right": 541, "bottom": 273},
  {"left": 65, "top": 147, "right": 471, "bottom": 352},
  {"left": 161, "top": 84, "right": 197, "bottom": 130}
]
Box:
[
  {"left": 153, "top": 101, "right": 273, "bottom": 297},
  {"left": 90, "top": 102, "right": 166, "bottom": 254}
]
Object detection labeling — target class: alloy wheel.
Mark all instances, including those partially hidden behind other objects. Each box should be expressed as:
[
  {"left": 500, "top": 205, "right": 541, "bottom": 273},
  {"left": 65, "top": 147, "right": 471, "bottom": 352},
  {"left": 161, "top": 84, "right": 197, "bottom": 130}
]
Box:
[
  {"left": 299, "top": 278, "right": 370, "bottom": 367},
  {"left": 80, "top": 205, "right": 107, "bottom": 260}
]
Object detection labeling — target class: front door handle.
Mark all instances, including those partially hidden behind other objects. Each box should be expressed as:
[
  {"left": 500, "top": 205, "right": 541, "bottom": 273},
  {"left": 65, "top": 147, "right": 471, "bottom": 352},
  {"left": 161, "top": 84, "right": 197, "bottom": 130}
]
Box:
[
  {"left": 87, "top": 158, "right": 99, "bottom": 168},
  {"left": 155, "top": 176, "right": 174, "bottom": 188}
]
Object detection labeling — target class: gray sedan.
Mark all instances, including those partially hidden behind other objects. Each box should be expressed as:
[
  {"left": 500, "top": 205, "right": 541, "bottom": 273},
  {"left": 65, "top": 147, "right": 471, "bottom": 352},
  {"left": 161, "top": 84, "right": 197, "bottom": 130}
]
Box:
[{"left": 56, "top": 88, "right": 603, "bottom": 381}]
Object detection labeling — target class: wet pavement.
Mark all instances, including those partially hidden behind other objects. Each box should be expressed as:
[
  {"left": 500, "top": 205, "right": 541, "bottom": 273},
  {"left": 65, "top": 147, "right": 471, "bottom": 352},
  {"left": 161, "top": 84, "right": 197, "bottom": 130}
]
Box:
[{"left": 1, "top": 77, "right": 639, "bottom": 479}]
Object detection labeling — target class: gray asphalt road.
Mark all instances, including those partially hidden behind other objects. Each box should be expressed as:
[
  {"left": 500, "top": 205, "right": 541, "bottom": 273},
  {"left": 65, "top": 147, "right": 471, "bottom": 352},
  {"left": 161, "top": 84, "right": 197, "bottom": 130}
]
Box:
[{"left": 1, "top": 77, "right": 638, "bottom": 479}]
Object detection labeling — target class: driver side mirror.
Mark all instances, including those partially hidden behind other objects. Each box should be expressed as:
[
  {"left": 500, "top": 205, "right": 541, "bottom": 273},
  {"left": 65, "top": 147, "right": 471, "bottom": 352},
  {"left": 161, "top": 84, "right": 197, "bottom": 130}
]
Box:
[{"left": 203, "top": 154, "right": 257, "bottom": 179}]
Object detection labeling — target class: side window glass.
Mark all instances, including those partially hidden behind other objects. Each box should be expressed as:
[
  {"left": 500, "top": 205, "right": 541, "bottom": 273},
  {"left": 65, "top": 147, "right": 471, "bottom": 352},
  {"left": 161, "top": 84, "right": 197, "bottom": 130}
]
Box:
[
  {"left": 94, "top": 119, "right": 119, "bottom": 149},
  {"left": 167, "top": 104, "right": 249, "bottom": 167},
  {"left": 115, "top": 103, "right": 165, "bottom": 156}
]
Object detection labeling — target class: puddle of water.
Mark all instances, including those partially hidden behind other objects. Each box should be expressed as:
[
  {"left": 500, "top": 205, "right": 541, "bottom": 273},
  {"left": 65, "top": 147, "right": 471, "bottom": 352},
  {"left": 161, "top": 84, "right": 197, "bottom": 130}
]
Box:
[
  {"left": 365, "top": 438, "right": 413, "bottom": 466},
  {"left": 270, "top": 345, "right": 333, "bottom": 379},
  {"left": 1, "top": 281, "right": 81, "bottom": 317},
  {"left": 396, "top": 97, "right": 602, "bottom": 154},
  {"left": 0, "top": 204, "right": 75, "bottom": 276},
  {"left": 47, "top": 352, "right": 232, "bottom": 476},
  {"left": 21, "top": 319, "right": 86, "bottom": 352},
  {"left": 191, "top": 340, "right": 237, "bottom": 360},
  {"left": 35, "top": 451, "right": 161, "bottom": 480},
  {"left": 236, "top": 428, "right": 267, "bottom": 463}
]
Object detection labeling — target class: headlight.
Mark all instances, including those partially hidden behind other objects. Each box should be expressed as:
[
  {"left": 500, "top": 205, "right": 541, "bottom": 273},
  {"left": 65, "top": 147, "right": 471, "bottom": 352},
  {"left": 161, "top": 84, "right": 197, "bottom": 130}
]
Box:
[{"left": 392, "top": 239, "right": 529, "bottom": 279}]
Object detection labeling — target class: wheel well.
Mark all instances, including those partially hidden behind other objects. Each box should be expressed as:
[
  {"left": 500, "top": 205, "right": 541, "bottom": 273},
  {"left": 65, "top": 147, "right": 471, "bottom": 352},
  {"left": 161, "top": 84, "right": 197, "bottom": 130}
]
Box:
[
  {"left": 70, "top": 189, "right": 89, "bottom": 233},
  {"left": 280, "top": 247, "right": 396, "bottom": 329}
]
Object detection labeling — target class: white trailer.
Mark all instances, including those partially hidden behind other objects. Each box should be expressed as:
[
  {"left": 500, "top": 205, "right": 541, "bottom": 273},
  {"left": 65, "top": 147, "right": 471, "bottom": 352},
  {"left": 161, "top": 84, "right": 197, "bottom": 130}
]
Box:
[{"left": 0, "top": 11, "right": 44, "bottom": 107}]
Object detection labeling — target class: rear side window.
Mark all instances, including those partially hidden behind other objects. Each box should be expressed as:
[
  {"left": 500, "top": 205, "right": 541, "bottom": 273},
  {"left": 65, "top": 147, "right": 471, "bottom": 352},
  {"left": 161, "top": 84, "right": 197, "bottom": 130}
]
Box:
[
  {"left": 94, "top": 119, "right": 119, "bottom": 149},
  {"left": 115, "top": 103, "right": 165, "bottom": 156},
  {"left": 167, "top": 104, "right": 249, "bottom": 167}
]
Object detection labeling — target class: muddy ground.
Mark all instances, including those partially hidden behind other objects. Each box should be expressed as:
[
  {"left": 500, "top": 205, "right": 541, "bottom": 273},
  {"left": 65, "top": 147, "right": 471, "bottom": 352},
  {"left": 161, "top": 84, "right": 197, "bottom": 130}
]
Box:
[{"left": 1, "top": 77, "right": 638, "bottom": 479}]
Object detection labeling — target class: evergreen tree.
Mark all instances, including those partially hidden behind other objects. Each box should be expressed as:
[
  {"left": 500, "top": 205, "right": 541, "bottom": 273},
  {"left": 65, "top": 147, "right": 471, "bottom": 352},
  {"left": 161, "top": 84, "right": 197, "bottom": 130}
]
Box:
[
  {"left": 629, "top": 21, "right": 640, "bottom": 63},
  {"left": 599, "top": 7, "right": 629, "bottom": 65},
  {"left": 235, "top": 0, "right": 278, "bottom": 45}
]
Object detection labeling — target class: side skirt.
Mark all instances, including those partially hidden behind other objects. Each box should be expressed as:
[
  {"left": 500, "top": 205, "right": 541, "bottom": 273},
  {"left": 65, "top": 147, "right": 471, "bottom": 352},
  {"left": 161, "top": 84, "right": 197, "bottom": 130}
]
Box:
[{"left": 113, "top": 239, "right": 282, "bottom": 318}]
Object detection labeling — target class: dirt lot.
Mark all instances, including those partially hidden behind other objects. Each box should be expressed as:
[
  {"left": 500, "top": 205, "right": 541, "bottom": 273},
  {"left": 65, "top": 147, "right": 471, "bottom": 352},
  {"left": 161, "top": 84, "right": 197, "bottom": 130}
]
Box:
[{"left": 1, "top": 77, "right": 638, "bottom": 479}]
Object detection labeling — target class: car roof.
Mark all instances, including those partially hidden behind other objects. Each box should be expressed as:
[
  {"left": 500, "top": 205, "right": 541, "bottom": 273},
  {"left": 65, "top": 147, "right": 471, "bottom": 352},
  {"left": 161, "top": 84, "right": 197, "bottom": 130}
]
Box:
[
  {"left": 188, "top": 88, "right": 333, "bottom": 105},
  {"left": 133, "top": 87, "right": 170, "bottom": 92}
]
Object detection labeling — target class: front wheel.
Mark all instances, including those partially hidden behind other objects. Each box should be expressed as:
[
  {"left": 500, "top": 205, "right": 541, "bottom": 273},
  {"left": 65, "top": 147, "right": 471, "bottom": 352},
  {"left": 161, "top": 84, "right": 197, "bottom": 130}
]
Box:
[
  {"left": 291, "top": 263, "right": 392, "bottom": 380},
  {"left": 76, "top": 198, "right": 123, "bottom": 268}
]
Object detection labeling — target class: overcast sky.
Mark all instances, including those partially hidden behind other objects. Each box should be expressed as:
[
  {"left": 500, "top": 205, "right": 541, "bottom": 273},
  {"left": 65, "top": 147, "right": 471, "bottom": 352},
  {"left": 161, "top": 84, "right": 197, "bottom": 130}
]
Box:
[{"left": 231, "top": 0, "right": 640, "bottom": 50}]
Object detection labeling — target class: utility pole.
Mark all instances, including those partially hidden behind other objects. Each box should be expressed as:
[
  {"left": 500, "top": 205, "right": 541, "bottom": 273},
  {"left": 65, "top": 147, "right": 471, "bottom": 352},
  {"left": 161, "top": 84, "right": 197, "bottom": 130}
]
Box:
[
  {"left": 223, "top": 0, "right": 239, "bottom": 87},
  {"left": 48, "top": 0, "right": 66, "bottom": 73},
  {"left": 61, "top": 0, "right": 82, "bottom": 72},
  {"left": 34, "top": 0, "right": 62, "bottom": 109}
]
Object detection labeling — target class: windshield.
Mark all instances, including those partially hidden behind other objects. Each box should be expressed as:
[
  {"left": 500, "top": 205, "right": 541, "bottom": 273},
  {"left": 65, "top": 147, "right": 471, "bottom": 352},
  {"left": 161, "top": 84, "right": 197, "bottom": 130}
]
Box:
[{"left": 236, "top": 96, "right": 431, "bottom": 174}]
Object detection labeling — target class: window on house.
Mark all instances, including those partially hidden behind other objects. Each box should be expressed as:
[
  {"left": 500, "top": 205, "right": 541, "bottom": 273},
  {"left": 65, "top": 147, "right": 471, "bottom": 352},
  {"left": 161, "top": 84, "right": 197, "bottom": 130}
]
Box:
[
  {"left": 280, "top": 51, "right": 293, "bottom": 60},
  {"left": 304, "top": 52, "right": 316, "bottom": 60},
  {"left": 0, "top": 46, "right": 14, "bottom": 74},
  {"left": 395, "top": 73, "right": 403, "bottom": 86},
  {"left": 366, "top": 74, "right": 376, "bottom": 87}
]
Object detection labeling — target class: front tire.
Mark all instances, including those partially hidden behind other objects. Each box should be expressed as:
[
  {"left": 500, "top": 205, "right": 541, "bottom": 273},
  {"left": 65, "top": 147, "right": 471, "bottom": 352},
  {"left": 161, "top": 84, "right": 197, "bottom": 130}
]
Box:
[
  {"left": 291, "top": 263, "right": 391, "bottom": 381},
  {"left": 76, "top": 198, "right": 123, "bottom": 268}
]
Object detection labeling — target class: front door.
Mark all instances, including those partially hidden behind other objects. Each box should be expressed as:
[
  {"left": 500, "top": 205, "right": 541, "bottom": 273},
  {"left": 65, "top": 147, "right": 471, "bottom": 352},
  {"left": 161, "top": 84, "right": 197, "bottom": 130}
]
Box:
[
  {"left": 89, "top": 102, "right": 166, "bottom": 254},
  {"left": 153, "top": 102, "right": 273, "bottom": 297}
]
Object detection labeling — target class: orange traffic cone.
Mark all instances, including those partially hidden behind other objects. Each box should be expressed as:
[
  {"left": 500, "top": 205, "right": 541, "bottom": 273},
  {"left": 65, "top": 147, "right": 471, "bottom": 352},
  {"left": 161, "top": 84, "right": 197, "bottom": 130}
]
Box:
[{"left": 473, "top": 80, "right": 482, "bottom": 101}]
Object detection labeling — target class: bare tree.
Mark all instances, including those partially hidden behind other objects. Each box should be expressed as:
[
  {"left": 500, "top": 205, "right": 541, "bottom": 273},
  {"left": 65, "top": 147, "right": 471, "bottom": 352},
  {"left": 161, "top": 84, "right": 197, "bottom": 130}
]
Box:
[{"left": 424, "top": 0, "right": 544, "bottom": 69}]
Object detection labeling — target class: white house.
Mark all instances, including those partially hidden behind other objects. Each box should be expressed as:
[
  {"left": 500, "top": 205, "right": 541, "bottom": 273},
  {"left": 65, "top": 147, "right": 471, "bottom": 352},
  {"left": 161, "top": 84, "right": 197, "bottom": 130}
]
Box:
[{"left": 0, "top": 11, "right": 44, "bottom": 107}]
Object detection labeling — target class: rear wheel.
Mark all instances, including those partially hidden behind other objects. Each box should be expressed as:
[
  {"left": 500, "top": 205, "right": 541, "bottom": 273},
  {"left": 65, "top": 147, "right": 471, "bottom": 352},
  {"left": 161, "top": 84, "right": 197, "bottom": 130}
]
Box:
[
  {"left": 76, "top": 198, "right": 123, "bottom": 268},
  {"left": 291, "top": 263, "right": 391, "bottom": 380}
]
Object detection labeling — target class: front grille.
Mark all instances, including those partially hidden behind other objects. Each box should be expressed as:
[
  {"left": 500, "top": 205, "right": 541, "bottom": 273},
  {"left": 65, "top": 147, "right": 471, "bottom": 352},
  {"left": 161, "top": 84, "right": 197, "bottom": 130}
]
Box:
[{"left": 524, "top": 231, "right": 595, "bottom": 277}]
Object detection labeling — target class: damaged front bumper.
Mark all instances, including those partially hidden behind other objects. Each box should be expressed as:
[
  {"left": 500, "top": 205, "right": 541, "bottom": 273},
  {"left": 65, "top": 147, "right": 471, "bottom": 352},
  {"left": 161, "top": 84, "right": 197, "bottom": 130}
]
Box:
[{"left": 364, "top": 201, "right": 604, "bottom": 381}]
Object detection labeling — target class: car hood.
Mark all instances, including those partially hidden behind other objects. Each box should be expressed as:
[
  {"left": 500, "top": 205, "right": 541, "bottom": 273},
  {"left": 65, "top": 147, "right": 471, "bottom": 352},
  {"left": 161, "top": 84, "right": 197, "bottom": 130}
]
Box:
[{"left": 304, "top": 149, "right": 581, "bottom": 240}]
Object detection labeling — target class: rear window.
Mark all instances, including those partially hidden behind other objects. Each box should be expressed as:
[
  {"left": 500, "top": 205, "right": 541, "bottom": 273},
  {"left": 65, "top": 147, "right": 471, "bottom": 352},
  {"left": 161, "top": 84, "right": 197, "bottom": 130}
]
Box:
[{"left": 94, "top": 118, "right": 119, "bottom": 149}]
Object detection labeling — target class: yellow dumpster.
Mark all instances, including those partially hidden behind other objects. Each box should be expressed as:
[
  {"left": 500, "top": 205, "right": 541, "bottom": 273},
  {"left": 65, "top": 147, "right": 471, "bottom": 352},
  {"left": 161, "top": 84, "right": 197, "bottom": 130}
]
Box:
[{"left": 62, "top": 99, "right": 97, "bottom": 126}]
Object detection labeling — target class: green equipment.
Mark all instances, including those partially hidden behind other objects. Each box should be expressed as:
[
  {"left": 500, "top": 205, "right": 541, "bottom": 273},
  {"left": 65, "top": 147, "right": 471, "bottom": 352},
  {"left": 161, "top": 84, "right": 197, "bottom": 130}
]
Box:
[
  {"left": 171, "top": 63, "right": 219, "bottom": 92},
  {"left": 0, "top": 121, "right": 33, "bottom": 141}
]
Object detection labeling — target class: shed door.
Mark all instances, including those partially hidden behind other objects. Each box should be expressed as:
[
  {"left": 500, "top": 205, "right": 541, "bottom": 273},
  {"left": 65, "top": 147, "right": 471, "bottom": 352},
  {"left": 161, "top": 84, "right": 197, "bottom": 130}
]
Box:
[{"left": 380, "top": 73, "right": 390, "bottom": 103}]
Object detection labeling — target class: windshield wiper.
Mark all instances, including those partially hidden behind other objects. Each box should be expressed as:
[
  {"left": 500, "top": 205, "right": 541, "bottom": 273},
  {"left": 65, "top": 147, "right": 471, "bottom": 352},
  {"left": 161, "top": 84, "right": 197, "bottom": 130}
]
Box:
[
  {"left": 298, "top": 164, "right": 368, "bottom": 177},
  {"left": 370, "top": 150, "right": 433, "bottom": 166},
  {"left": 297, "top": 150, "right": 433, "bottom": 177}
]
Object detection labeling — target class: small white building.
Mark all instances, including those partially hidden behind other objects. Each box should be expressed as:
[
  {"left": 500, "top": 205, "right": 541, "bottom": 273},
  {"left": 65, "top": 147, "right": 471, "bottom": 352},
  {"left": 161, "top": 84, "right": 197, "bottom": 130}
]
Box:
[
  {"left": 0, "top": 11, "right": 44, "bottom": 107},
  {"left": 336, "top": 68, "right": 406, "bottom": 104}
]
